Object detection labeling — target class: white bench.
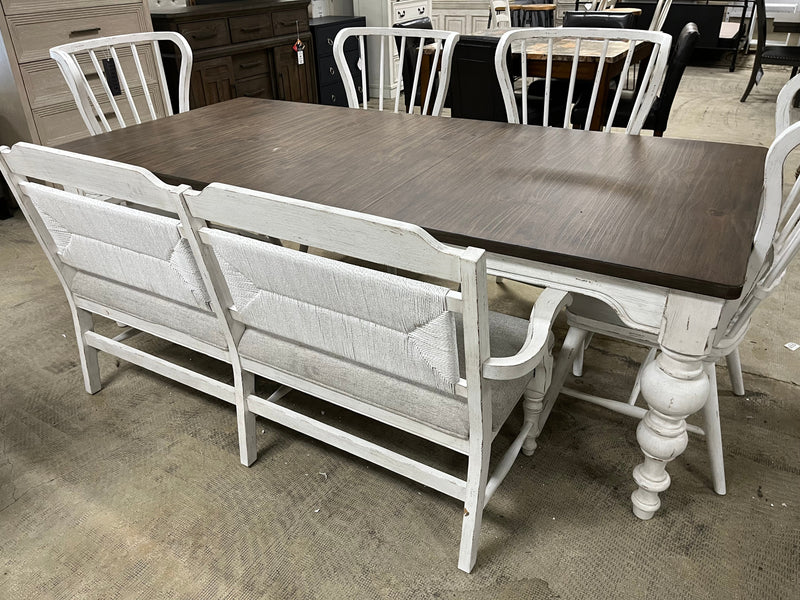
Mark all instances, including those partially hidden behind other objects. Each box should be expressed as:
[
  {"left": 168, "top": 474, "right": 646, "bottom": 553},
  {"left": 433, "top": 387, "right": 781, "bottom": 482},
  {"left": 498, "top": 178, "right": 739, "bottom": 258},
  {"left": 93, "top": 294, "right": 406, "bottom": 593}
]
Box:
[{"left": 0, "top": 142, "right": 570, "bottom": 573}]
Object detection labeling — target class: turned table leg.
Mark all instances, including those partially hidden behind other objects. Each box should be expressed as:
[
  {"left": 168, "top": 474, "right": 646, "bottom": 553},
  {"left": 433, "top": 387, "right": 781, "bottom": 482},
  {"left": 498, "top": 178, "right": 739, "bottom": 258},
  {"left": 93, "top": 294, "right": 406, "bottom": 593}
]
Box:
[{"left": 630, "top": 293, "right": 723, "bottom": 519}]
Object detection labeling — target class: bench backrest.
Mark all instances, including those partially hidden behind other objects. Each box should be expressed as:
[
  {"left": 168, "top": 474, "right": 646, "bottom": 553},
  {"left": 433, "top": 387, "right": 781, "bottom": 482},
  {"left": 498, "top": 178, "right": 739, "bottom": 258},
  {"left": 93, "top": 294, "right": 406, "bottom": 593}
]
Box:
[
  {"left": 0, "top": 143, "right": 216, "bottom": 329},
  {"left": 180, "top": 183, "right": 489, "bottom": 400}
]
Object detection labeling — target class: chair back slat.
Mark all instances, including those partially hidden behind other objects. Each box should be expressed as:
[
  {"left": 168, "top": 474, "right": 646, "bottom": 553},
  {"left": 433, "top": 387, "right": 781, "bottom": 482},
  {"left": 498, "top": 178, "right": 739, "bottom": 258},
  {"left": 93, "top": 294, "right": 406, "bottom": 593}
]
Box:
[
  {"left": 130, "top": 43, "right": 157, "bottom": 121},
  {"left": 720, "top": 120, "right": 800, "bottom": 341},
  {"left": 333, "top": 27, "right": 459, "bottom": 116},
  {"left": 494, "top": 27, "right": 671, "bottom": 134},
  {"left": 50, "top": 32, "right": 192, "bottom": 136},
  {"left": 108, "top": 45, "right": 141, "bottom": 125}
]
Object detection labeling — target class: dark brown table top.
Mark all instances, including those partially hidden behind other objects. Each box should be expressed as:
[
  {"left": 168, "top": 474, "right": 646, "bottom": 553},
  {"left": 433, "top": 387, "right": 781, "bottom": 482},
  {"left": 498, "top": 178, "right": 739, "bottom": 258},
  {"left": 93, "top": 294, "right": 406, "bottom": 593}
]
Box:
[{"left": 59, "top": 98, "right": 766, "bottom": 299}]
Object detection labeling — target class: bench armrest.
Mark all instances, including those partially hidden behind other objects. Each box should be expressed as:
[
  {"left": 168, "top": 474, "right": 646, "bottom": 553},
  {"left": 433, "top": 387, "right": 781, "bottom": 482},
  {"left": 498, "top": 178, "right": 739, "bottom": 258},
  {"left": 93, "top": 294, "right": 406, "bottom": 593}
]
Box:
[{"left": 483, "top": 288, "right": 571, "bottom": 381}]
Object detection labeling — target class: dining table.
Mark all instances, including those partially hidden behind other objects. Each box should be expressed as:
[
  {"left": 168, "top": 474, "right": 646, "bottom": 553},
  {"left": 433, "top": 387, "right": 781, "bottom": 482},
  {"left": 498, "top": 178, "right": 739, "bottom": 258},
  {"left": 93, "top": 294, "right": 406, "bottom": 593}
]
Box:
[{"left": 58, "top": 97, "right": 767, "bottom": 520}]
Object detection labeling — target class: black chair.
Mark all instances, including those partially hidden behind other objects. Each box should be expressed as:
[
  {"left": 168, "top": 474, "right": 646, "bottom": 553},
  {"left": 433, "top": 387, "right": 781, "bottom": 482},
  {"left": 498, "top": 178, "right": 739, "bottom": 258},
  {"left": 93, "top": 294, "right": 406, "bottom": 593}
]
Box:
[
  {"left": 742, "top": 0, "right": 800, "bottom": 102},
  {"left": 561, "top": 10, "right": 638, "bottom": 28},
  {"left": 392, "top": 17, "right": 437, "bottom": 112},
  {"left": 571, "top": 22, "right": 700, "bottom": 136},
  {"left": 449, "top": 36, "right": 510, "bottom": 122}
]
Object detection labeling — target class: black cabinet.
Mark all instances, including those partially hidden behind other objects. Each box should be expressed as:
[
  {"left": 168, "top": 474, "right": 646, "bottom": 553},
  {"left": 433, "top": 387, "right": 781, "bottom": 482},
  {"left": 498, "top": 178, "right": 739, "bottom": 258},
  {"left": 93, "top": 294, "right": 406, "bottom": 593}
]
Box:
[{"left": 310, "top": 15, "right": 368, "bottom": 107}]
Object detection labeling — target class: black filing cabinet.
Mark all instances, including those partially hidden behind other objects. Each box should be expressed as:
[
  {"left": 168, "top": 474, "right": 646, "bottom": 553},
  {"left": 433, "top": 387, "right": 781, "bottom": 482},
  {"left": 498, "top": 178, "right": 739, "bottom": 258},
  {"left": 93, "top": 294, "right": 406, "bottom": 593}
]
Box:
[{"left": 310, "top": 16, "right": 368, "bottom": 107}]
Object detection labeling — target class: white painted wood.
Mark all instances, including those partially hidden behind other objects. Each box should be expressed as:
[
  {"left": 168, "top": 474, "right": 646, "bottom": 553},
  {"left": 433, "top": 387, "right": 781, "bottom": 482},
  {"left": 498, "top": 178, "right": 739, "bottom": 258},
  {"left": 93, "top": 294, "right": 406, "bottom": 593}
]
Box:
[
  {"left": 333, "top": 26, "right": 459, "bottom": 115},
  {"left": 179, "top": 182, "right": 569, "bottom": 573},
  {"left": 247, "top": 392, "right": 469, "bottom": 500},
  {"left": 494, "top": 27, "right": 671, "bottom": 134},
  {"left": 85, "top": 331, "right": 236, "bottom": 403},
  {"left": 49, "top": 31, "right": 192, "bottom": 135},
  {"left": 487, "top": 253, "right": 669, "bottom": 334},
  {"left": 702, "top": 361, "right": 726, "bottom": 495},
  {"left": 775, "top": 73, "right": 800, "bottom": 135},
  {"left": 240, "top": 355, "right": 471, "bottom": 454},
  {"left": 186, "top": 183, "right": 465, "bottom": 282},
  {"left": 483, "top": 288, "right": 571, "bottom": 380},
  {"left": 489, "top": 0, "right": 512, "bottom": 28},
  {"left": 726, "top": 349, "right": 746, "bottom": 396},
  {"left": 631, "top": 293, "right": 721, "bottom": 519}
]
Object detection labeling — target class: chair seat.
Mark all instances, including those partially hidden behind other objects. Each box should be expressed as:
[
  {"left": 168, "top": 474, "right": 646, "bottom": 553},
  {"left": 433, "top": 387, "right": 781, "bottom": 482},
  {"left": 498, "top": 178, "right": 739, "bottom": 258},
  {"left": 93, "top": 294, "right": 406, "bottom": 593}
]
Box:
[
  {"left": 71, "top": 272, "right": 228, "bottom": 349},
  {"left": 762, "top": 46, "right": 800, "bottom": 64},
  {"left": 238, "top": 309, "right": 534, "bottom": 440}
]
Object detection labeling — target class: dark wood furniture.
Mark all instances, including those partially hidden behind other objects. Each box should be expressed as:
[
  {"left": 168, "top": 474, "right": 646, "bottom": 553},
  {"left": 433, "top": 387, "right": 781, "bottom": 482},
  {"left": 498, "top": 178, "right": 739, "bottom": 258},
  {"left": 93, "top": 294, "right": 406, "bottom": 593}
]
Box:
[
  {"left": 60, "top": 97, "right": 764, "bottom": 298},
  {"left": 616, "top": 0, "right": 753, "bottom": 71},
  {"left": 310, "top": 15, "right": 367, "bottom": 107},
  {"left": 151, "top": 0, "right": 317, "bottom": 109}
]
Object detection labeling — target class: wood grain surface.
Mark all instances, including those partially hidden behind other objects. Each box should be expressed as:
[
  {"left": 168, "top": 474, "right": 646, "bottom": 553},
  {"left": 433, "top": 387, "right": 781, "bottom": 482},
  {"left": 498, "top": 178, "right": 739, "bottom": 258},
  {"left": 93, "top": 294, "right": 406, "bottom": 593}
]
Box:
[{"left": 59, "top": 97, "right": 766, "bottom": 298}]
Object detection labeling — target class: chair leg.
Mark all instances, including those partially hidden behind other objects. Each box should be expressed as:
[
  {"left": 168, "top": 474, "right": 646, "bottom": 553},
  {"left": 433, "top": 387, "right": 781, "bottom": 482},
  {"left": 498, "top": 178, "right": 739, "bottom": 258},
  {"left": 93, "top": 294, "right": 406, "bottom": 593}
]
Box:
[
  {"left": 628, "top": 347, "right": 658, "bottom": 405},
  {"left": 571, "top": 331, "right": 592, "bottom": 377},
  {"left": 740, "top": 62, "right": 761, "bottom": 102},
  {"left": 73, "top": 307, "right": 101, "bottom": 394},
  {"left": 458, "top": 445, "right": 490, "bottom": 573},
  {"left": 237, "top": 370, "right": 258, "bottom": 467},
  {"left": 725, "top": 348, "right": 746, "bottom": 396},
  {"left": 702, "top": 362, "right": 726, "bottom": 495},
  {"left": 793, "top": 66, "right": 799, "bottom": 78}
]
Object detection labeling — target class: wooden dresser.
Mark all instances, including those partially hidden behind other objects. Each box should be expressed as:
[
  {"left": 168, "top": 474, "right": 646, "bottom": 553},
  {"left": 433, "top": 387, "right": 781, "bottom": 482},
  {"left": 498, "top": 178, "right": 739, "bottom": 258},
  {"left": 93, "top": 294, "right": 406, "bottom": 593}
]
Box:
[
  {"left": 151, "top": 0, "right": 317, "bottom": 108},
  {"left": 0, "top": 0, "right": 153, "bottom": 145}
]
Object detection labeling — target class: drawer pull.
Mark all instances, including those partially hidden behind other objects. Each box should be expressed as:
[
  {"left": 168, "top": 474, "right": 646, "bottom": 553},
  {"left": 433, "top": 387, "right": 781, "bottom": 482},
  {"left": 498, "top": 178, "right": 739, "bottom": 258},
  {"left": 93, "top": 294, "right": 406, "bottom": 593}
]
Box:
[
  {"left": 191, "top": 31, "right": 218, "bottom": 41},
  {"left": 418, "top": 7, "right": 425, "bottom": 14},
  {"left": 239, "top": 26, "right": 263, "bottom": 33},
  {"left": 239, "top": 61, "right": 262, "bottom": 69},
  {"left": 329, "top": 66, "right": 336, "bottom": 75},
  {"left": 327, "top": 37, "right": 334, "bottom": 46},
  {"left": 397, "top": 10, "right": 406, "bottom": 18},
  {"left": 70, "top": 27, "right": 101, "bottom": 38},
  {"left": 331, "top": 94, "right": 336, "bottom": 102},
  {"left": 243, "top": 88, "right": 266, "bottom": 97}
]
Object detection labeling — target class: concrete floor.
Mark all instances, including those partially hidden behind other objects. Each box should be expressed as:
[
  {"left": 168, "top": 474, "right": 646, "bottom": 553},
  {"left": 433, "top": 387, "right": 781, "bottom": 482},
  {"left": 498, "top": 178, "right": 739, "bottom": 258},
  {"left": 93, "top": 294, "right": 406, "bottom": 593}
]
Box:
[{"left": 1, "top": 53, "right": 799, "bottom": 599}]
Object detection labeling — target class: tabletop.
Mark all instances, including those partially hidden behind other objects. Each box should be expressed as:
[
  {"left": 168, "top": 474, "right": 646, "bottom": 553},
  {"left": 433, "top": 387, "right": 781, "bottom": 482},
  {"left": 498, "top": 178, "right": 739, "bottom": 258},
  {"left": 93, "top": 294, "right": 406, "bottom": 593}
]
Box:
[
  {"left": 479, "top": 29, "right": 644, "bottom": 63},
  {"left": 58, "top": 98, "right": 766, "bottom": 299}
]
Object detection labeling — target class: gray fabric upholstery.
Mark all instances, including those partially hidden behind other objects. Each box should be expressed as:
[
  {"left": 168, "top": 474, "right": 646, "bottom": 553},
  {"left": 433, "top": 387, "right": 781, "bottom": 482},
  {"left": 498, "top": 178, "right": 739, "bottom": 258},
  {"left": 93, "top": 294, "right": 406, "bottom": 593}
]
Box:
[
  {"left": 238, "top": 310, "right": 532, "bottom": 440},
  {"left": 206, "top": 228, "right": 460, "bottom": 393},
  {"left": 28, "top": 184, "right": 211, "bottom": 310},
  {"left": 71, "top": 272, "right": 227, "bottom": 349}
]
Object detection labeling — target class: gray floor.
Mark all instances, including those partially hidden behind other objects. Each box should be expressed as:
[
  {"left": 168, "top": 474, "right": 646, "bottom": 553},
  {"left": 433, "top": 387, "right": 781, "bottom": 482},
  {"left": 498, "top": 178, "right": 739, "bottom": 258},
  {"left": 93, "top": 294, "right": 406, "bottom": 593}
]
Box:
[{"left": 1, "top": 53, "right": 799, "bottom": 599}]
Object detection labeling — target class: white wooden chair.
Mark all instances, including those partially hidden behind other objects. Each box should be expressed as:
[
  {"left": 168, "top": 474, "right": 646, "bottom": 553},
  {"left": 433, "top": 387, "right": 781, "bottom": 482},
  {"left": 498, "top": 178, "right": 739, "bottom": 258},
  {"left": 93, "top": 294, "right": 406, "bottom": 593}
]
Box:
[
  {"left": 494, "top": 27, "right": 671, "bottom": 133},
  {"left": 49, "top": 32, "right": 192, "bottom": 135},
  {"left": 333, "top": 26, "right": 459, "bottom": 115},
  {"left": 776, "top": 72, "right": 800, "bottom": 135},
  {"left": 489, "top": 0, "right": 513, "bottom": 29},
  {"left": 553, "top": 117, "right": 800, "bottom": 496},
  {"left": 585, "top": 0, "right": 672, "bottom": 30},
  {"left": 177, "top": 181, "right": 571, "bottom": 573},
  {"left": 0, "top": 143, "right": 238, "bottom": 412}
]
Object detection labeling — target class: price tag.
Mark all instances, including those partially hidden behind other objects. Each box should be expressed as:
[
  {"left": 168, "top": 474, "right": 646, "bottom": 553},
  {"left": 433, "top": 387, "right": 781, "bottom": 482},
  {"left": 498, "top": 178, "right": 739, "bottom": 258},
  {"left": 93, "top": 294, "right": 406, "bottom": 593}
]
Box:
[{"left": 293, "top": 37, "right": 305, "bottom": 66}]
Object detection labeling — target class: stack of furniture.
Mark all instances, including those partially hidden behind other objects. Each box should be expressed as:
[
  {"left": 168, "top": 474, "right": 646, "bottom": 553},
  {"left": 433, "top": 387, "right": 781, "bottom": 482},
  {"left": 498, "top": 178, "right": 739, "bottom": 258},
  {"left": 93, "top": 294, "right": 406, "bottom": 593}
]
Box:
[
  {"left": 151, "top": 0, "right": 316, "bottom": 107},
  {"left": 310, "top": 15, "right": 366, "bottom": 107},
  {"left": 0, "top": 0, "right": 152, "bottom": 145}
]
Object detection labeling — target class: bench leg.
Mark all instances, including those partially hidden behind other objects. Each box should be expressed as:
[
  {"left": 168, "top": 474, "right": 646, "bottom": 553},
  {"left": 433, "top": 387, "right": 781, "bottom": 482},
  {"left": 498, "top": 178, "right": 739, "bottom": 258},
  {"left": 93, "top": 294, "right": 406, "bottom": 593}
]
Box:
[
  {"left": 237, "top": 370, "right": 258, "bottom": 466},
  {"left": 522, "top": 344, "right": 552, "bottom": 456},
  {"left": 74, "top": 307, "right": 101, "bottom": 394},
  {"left": 458, "top": 442, "right": 490, "bottom": 572}
]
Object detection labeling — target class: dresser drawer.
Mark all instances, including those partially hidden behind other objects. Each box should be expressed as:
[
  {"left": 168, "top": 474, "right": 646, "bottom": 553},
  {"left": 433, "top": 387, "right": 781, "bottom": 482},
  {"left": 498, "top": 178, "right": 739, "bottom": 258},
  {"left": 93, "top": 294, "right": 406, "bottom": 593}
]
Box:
[
  {"left": 21, "top": 48, "right": 159, "bottom": 109},
  {"left": 178, "top": 19, "right": 230, "bottom": 50},
  {"left": 232, "top": 51, "right": 269, "bottom": 78},
  {"left": 318, "top": 81, "right": 348, "bottom": 107},
  {"left": 235, "top": 75, "right": 273, "bottom": 99},
  {"left": 229, "top": 13, "right": 272, "bottom": 44},
  {"left": 273, "top": 9, "right": 309, "bottom": 37},
  {"left": 6, "top": 4, "right": 149, "bottom": 63},
  {"left": 313, "top": 24, "right": 358, "bottom": 59},
  {"left": 392, "top": 1, "right": 430, "bottom": 25}
]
